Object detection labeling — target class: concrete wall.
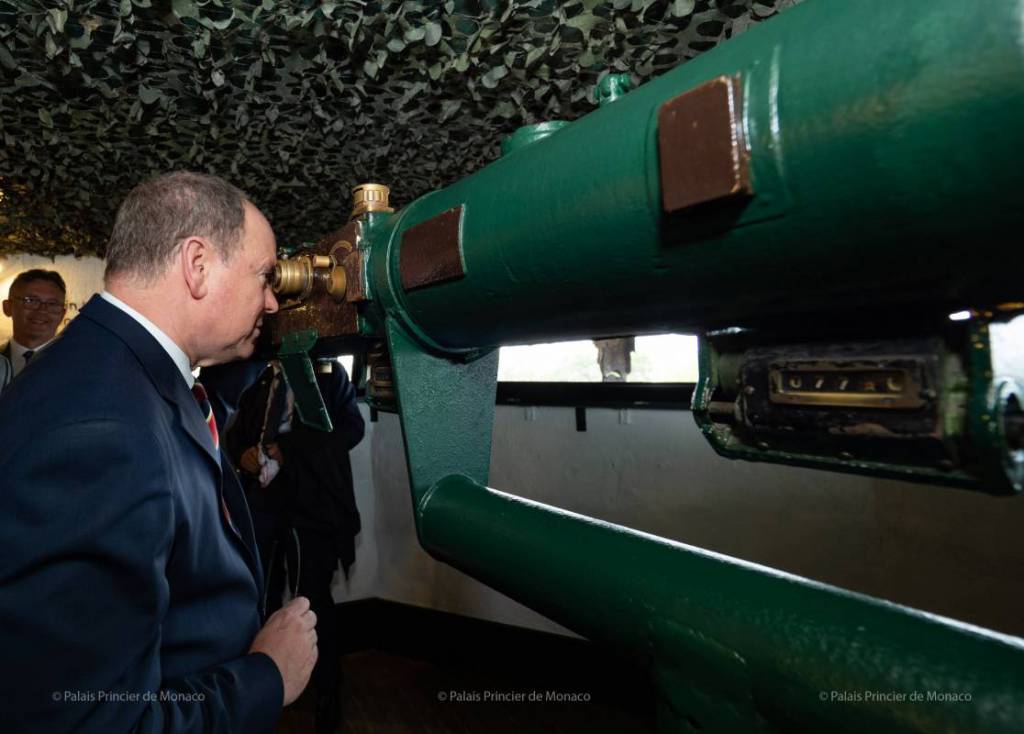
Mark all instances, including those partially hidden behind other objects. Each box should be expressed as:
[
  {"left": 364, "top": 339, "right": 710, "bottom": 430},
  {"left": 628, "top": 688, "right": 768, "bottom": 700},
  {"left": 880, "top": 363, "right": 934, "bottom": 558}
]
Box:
[{"left": 344, "top": 404, "right": 1024, "bottom": 638}]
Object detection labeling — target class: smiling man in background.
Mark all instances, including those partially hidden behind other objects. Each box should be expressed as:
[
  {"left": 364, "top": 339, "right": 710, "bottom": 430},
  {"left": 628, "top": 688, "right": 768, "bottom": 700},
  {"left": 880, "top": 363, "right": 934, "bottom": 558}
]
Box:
[{"left": 1, "top": 268, "right": 67, "bottom": 376}]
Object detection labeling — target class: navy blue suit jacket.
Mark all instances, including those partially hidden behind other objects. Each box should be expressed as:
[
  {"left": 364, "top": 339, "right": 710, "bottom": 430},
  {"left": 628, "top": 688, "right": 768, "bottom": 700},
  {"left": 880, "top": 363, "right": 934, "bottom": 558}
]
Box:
[{"left": 0, "top": 295, "right": 283, "bottom": 732}]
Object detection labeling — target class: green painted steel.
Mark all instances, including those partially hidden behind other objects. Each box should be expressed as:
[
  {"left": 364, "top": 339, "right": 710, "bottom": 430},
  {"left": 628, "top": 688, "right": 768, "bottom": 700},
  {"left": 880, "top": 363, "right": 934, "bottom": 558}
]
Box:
[
  {"left": 351, "top": 0, "right": 1024, "bottom": 731},
  {"left": 364, "top": 0, "right": 1024, "bottom": 351},
  {"left": 595, "top": 73, "right": 634, "bottom": 106},
  {"left": 277, "top": 329, "right": 333, "bottom": 432},
  {"left": 500, "top": 121, "right": 571, "bottom": 156},
  {"left": 384, "top": 317, "right": 498, "bottom": 510},
  {"left": 379, "top": 301, "right": 1024, "bottom": 730},
  {"left": 416, "top": 473, "right": 1024, "bottom": 733}
]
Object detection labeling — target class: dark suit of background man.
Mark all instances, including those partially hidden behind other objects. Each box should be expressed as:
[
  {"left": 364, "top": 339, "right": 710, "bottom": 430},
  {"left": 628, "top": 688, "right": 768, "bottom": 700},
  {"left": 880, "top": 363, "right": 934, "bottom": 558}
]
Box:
[
  {"left": 0, "top": 172, "right": 318, "bottom": 733},
  {"left": 227, "top": 359, "right": 364, "bottom": 734},
  {"left": 0, "top": 352, "right": 10, "bottom": 392},
  {"left": 2, "top": 268, "right": 68, "bottom": 377}
]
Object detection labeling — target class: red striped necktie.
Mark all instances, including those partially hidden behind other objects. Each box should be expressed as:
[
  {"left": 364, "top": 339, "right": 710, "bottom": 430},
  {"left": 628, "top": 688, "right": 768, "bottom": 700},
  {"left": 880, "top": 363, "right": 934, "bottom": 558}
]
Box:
[
  {"left": 192, "top": 381, "right": 238, "bottom": 532},
  {"left": 191, "top": 382, "right": 219, "bottom": 451}
]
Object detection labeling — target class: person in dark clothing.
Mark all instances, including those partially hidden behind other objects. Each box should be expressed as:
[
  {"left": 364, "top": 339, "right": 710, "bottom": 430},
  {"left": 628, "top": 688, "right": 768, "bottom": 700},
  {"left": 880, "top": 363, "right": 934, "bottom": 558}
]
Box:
[
  {"left": 199, "top": 358, "right": 270, "bottom": 432},
  {"left": 0, "top": 172, "right": 315, "bottom": 733},
  {"left": 226, "top": 358, "right": 364, "bottom": 734}
]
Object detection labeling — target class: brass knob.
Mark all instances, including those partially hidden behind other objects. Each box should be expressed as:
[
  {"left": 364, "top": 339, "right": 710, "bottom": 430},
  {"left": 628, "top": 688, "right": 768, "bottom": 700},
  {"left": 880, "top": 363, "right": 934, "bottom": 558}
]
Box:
[
  {"left": 272, "top": 250, "right": 349, "bottom": 303},
  {"left": 351, "top": 183, "right": 393, "bottom": 219},
  {"left": 272, "top": 257, "right": 314, "bottom": 298},
  {"left": 327, "top": 266, "right": 347, "bottom": 299}
]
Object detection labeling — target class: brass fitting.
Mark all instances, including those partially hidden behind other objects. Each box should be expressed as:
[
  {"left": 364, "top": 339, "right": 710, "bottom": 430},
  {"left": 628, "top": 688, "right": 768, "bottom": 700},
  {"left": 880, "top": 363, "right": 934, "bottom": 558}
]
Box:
[
  {"left": 272, "top": 257, "right": 315, "bottom": 300},
  {"left": 272, "top": 245, "right": 352, "bottom": 303},
  {"left": 327, "top": 264, "right": 347, "bottom": 299},
  {"left": 325, "top": 241, "right": 352, "bottom": 300},
  {"left": 350, "top": 183, "right": 393, "bottom": 219}
]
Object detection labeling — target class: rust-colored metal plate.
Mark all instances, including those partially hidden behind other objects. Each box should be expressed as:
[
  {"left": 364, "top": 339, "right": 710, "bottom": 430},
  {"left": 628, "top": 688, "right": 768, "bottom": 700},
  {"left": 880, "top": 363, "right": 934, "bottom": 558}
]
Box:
[
  {"left": 343, "top": 249, "right": 368, "bottom": 303},
  {"left": 399, "top": 205, "right": 465, "bottom": 291},
  {"left": 657, "top": 75, "right": 752, "bottom": 213}
]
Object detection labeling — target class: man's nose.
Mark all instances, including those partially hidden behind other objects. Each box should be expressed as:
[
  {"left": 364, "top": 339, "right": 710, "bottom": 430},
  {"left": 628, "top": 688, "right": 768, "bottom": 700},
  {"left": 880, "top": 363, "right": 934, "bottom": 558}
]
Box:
[{"left": 265, "top": 287, "right": 279, "bottom": 314}]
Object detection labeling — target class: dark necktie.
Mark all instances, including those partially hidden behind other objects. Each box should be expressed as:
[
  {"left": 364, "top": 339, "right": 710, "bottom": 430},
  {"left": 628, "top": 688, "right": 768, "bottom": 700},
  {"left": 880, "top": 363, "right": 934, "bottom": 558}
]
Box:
[
  {"left": 192, "top": 382, "right": 236, "bottom": 532},
  {"left": 190, "top": 381, "right": 219, "bottom": 451},
  {"left": 22, "top": 350, "right": 34, "bottom": 365}
]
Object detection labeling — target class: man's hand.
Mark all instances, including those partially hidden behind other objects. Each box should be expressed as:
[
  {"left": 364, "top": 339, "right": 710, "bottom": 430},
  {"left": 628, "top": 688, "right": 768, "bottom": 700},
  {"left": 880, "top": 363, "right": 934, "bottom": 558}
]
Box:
[
  {"left": 249, "top": 596, "right": 318, "bottom": 706},
  {"left": 240, "top": 446, "right": 261, "bottom": 475}
]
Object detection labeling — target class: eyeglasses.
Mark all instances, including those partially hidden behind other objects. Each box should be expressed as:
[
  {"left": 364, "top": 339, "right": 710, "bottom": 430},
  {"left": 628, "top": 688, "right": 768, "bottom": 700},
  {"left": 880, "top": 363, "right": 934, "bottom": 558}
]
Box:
[{"left": 16, "top": 296, "right": 66, "bottom": 314}]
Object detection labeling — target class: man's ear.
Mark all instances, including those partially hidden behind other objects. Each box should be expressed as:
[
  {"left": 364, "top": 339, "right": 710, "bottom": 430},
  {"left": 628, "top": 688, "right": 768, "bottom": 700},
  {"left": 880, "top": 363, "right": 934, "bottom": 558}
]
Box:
[
  {"left": 181, "top": 236, "right": 212, "bottom": 299},
  {"left": 2, "top": 300, "right": 10, "bottom": 317}
]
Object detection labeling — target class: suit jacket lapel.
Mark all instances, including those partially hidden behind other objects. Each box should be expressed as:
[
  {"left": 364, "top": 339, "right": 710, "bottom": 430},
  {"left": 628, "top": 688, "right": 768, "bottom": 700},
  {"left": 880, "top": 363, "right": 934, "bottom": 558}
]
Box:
[
  {"left": 79, "top": 296, "right": 265, "bottom": 591},
  {"left": 78, "top": 296, "right": 221, "bottom": 470},
  {"left": 221, "top": 457, "right": 264, "bottom": 592}
]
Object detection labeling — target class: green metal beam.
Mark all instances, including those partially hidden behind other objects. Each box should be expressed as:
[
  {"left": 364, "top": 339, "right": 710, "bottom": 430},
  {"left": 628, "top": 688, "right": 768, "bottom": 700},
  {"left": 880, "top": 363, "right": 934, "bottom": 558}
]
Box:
[
  {"left": 384, "top": 316, "right": 498, "bottom": 506},
  {"left": 277, "top": 329, "right": 332, "bottom": 431},
  {"left": 418, "top": 472, "right": 1024, "bottom": 734}
]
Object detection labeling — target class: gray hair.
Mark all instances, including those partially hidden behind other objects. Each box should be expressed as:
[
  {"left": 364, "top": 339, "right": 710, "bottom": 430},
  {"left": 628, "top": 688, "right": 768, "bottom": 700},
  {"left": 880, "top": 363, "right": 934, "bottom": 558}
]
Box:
[{"left": 104, "top": 171, "right": 248, "bottom": 283}]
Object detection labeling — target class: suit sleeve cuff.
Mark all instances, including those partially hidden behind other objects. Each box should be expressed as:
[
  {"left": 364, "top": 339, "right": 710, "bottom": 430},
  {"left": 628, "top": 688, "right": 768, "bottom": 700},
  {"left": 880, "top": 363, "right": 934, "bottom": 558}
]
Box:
[{"left": 244, "top": 652, "right": 284, "bottom": 721}]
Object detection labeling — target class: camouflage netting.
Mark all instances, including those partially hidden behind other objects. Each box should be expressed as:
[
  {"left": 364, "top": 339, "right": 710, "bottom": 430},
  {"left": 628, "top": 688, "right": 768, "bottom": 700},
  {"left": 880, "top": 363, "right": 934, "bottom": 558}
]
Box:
[{"left": 0, "top": 0, "right": 800, "bottom": 257}]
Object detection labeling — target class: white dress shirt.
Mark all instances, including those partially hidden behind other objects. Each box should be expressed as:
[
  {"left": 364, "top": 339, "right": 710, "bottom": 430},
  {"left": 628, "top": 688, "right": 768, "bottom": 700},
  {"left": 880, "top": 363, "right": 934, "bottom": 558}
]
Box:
[
  {"left": 9, "top": 338, "right": 54, "bottom": 377},
  {"left": 100, "top": 291, "right": 195, "bottom": 388}
]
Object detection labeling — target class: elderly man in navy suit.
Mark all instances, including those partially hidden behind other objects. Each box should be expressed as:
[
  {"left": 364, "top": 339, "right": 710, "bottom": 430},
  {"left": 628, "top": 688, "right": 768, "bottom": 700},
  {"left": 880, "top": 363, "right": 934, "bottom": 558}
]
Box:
[{"left": 0, "top": 172, "right": 317, "bottom": 732}]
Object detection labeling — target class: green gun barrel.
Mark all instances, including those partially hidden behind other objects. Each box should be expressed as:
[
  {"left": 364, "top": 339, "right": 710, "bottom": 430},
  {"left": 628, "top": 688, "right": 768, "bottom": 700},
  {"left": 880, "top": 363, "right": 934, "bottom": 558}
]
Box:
[{"left": 367, "top": 0, "right": 1024, "bottom": 352}]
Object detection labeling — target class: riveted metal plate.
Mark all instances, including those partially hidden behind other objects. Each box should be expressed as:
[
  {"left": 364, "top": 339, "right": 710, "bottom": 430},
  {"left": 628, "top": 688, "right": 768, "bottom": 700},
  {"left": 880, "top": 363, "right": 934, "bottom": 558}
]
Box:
[
  {"left": 658, "top": 75, "right": 752, "bottom": 213},
  {"left": 400, "top": 206, "right": 465, "bottom": 291}
]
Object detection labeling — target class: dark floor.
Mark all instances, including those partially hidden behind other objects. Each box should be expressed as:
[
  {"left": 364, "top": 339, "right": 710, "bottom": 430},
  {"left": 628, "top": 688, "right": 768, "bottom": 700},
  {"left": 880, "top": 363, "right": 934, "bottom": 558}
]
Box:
[
  {"left": 280, "top": 649, "right": 652, "bottom": 734},
  {"left": 277, "top": 600, "right": 655, "bottom": 733}
]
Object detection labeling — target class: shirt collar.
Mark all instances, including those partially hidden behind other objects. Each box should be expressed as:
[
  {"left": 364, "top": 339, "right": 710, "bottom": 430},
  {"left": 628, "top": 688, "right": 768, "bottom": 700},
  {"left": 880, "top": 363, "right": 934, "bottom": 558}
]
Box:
[
  {"left": 10, "top": 338, "right": 53, "bottom": 359},
  {"left": 100, "top": 291, "right": 195, "bottom": 388}
]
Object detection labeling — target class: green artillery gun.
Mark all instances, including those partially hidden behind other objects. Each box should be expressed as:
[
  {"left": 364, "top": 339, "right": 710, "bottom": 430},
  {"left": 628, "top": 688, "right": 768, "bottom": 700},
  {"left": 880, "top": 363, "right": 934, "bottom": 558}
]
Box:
[{"left": 260, "top": 0, "right": 1024, "bottom": 731}]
